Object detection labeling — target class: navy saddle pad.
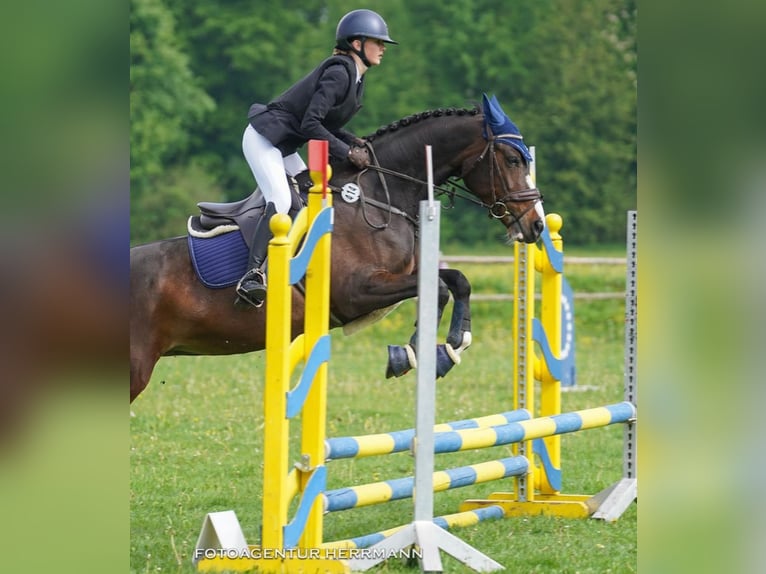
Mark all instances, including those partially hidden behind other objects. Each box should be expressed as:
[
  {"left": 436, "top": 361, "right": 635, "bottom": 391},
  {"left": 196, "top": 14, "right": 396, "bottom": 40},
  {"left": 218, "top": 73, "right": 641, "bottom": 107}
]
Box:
[{"left": 188, "top": 229, "right": 248, "bottom": 289}]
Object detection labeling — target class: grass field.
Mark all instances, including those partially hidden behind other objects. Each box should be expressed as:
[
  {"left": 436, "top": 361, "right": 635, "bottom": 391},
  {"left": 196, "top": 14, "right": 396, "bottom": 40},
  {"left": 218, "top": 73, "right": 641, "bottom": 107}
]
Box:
[{"left": 130, "top": 248, "right": 635, "bottom": 573}]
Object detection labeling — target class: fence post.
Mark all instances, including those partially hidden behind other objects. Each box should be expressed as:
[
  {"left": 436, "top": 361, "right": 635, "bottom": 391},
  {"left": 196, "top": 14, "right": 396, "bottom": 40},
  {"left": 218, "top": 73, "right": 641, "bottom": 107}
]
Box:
[{"left": 299, "top": 140, "right": 333, "bottom": 548}]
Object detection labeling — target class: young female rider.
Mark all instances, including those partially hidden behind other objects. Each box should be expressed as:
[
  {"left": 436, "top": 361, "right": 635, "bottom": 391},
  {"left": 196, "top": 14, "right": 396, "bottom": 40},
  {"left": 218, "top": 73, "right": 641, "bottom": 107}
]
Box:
[{"left": 236, "top": 9, "right": 397, "bottom": 307}]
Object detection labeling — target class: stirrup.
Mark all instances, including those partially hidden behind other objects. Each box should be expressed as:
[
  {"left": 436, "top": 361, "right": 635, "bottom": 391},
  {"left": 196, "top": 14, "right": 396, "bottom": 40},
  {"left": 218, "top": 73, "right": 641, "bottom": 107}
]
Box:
[{"left": 235, "top": 269, "right": 267, "bottom": 308}]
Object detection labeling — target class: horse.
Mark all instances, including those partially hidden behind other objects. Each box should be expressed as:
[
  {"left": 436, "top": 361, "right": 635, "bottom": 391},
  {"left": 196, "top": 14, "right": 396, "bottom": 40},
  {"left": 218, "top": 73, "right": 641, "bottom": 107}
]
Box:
[{"left": 130, "top": 94, "right": 545, "bottom": 402}]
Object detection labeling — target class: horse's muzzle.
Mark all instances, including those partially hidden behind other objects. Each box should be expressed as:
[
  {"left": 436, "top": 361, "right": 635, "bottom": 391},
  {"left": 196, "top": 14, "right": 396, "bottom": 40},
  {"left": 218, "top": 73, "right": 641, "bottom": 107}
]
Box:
[
  {"left": 518, "top": 215, "right": 545, "bottom": 243},
  {"left": 504, "top": 199, "right": 545, "bottom": 243}
]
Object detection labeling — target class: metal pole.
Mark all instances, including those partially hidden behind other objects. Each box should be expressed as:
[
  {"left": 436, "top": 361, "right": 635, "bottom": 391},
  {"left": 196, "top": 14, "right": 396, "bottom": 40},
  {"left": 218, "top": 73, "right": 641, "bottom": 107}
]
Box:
[
  {"left": 414, "top": 146, "right": 439, "bottom": 523},
  {"left": 592, "top": 210, "right": 638, "bottom": 521},
  {"left": 347, "top": 146, "right": 503, "bottom": 573}
]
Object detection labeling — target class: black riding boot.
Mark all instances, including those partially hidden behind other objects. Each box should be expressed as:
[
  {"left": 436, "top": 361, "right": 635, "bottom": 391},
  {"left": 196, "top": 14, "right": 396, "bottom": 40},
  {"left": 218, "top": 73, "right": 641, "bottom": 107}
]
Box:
[{"left": 236, "top": 202, "right": 277, "bottom": 307}]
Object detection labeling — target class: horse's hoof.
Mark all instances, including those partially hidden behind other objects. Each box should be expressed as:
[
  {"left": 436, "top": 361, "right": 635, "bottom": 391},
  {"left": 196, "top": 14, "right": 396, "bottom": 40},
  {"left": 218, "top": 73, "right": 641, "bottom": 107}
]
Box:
[
  {"left": 386, "top": 345, "right": 413, "bottom": 378},
  {"left": 436, "top": 344, "right": 456, "bottom": 378}
]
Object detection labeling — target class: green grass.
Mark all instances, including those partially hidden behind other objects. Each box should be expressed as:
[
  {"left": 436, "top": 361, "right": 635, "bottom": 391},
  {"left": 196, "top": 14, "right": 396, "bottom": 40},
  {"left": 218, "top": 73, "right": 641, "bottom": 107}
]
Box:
[{"left": 130, "top": 254, "right": 635, "bottom": 573}]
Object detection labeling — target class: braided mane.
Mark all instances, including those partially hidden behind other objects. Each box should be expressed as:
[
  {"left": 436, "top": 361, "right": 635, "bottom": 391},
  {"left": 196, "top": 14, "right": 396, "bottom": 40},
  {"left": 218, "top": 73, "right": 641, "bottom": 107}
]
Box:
[{"left": 365, "top": 106, "right": 480, "bottom": 141}]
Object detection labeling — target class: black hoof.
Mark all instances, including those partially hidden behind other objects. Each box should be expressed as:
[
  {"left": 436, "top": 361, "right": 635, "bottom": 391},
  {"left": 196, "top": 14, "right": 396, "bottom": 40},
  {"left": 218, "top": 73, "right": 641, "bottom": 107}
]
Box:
[
  {"left": 436, "top": 344, "right": 456, "bottom": 378},
  {"left": 386, "top": 345, "right": 413, "bottom": 378}
]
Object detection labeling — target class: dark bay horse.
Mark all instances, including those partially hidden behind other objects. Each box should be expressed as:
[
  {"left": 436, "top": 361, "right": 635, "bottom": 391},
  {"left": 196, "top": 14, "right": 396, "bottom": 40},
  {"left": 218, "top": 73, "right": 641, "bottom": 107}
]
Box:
[{"left": 130, "top": 94, "right": 545, "bottom": 402}]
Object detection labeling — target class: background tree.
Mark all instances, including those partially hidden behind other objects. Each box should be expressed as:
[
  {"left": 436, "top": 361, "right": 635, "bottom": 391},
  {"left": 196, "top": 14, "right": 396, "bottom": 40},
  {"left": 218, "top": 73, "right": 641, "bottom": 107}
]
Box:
[
  {"left": 514, "top": 0, "right": 637, "bottom": 244},
  {"left": 130, "top": 0, "right": 217, "bottom": 240}
]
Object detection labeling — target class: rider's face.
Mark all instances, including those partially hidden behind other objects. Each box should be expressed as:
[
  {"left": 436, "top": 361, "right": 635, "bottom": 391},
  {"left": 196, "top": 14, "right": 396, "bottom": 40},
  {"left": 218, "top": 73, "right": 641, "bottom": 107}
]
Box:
[
  {"left": 351, "top": 38, "right": 386, "bottom": 67},
  {"left": 364, "top": 39, "right": 386, "bottom": 66}
]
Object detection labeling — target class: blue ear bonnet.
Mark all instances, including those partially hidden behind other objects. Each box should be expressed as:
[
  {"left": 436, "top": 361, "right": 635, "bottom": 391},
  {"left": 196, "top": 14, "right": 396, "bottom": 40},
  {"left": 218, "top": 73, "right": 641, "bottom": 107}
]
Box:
[{"left": 482, "top": 93, "right": 533, "bottom": 164}]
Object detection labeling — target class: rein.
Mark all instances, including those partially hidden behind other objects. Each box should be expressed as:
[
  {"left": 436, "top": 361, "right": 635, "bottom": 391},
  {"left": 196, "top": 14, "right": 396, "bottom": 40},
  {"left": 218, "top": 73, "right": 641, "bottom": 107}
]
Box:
[{"left": 364, "top": 164, "right": 485, "bottom": 223}]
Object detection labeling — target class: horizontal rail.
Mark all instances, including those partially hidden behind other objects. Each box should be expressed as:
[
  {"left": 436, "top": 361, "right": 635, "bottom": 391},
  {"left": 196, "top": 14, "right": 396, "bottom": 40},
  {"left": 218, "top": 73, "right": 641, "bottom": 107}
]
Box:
[
  {"left": 326, "top": 409, "right": 531, "bottom": 460},
  {"left": 470, "top": 292, "right": 625, "bottom": 302},
  {"left": 440, "top": 254, "right": 625, "bottom": 300},
  {"left": 431, "top": 402, "right": 636, "bottom": 455},
  {"left": 322, "top": 504, "right": 507, "bottom": 550},
  {"left": 323, "top": 457, "right": 528, "bottom": 513},
  {"left": 441, "top": 255, "right": 626, "bottom": 265}
]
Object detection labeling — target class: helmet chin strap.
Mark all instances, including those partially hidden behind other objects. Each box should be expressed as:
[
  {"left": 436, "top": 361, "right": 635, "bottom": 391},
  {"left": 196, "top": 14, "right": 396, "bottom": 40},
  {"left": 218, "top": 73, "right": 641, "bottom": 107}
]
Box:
[{"left": 351, "top": 37, "right": 371, "bottom": 67}]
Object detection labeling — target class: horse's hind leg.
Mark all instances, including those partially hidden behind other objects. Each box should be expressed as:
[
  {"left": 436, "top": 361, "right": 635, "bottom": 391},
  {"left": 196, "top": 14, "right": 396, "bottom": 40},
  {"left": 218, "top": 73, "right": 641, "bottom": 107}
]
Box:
[
  {"left": 435, "top": 268, "right": 473, "bottom": 376},
  {"left": 130, "top": 347, "right": 158, "bottom": 403}
]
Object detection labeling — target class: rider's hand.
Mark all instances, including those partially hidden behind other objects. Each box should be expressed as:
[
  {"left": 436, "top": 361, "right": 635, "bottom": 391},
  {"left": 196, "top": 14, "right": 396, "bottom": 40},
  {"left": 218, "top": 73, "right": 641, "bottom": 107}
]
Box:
[
  {"left": 352, "top": 136, "right": 367, "bottom": 147},
  {"left": 348, "top": 146, "right": 371, "bottom": 169}
]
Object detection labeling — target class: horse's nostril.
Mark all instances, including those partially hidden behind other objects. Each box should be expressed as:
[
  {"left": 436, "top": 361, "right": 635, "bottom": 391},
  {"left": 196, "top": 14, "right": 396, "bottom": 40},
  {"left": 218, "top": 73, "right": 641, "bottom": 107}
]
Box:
[{"left": 533, "top": 219, "right": 545, "bottom": 234}]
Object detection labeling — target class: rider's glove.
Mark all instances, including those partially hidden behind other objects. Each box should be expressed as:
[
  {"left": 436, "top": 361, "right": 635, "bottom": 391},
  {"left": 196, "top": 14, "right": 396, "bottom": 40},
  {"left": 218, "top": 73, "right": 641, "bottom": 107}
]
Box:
[{"left": 348, "top": 146, "right": 371, "bottom": 169}]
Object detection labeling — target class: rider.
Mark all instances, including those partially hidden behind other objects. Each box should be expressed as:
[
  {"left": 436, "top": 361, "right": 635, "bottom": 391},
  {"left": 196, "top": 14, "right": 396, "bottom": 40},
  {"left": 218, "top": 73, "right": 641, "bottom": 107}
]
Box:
[{"left": 236, "top": 9, "right": 398, "bottom": 307}]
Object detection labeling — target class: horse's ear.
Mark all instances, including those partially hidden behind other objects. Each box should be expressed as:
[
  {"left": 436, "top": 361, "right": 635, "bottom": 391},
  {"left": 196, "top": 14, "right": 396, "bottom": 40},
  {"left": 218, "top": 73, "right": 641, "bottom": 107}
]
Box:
[
  {"left": 482, "top": 93, "right": 506, "bottom": 132},
  {"left": 481, "top": 93, "right": 495, "bottom": 120},
  {"left": 490, "top": 95, "right": 507, "bottom": 121}
]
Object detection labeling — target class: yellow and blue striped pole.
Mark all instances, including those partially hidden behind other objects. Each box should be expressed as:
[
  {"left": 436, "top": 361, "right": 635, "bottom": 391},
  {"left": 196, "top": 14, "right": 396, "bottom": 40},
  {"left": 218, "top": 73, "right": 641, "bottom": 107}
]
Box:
[
  {"left": 431, "top": 402, "right": 635, "bottom": 455},
  {"left": 325, "top": 409, "right": 531, "bottom": 460},
  {"left": 324, "top": 456, "right": 528, "bottom": 512},
  {"left": 323, "top": 505, "right": 507, "bottom": 551}
]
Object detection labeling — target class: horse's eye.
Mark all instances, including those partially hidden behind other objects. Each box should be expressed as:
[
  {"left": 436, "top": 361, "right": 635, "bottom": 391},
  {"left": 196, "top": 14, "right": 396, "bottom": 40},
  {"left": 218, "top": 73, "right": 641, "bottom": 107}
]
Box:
[{"left": 505, "top": 156, "right": 521, "bottom": 168}]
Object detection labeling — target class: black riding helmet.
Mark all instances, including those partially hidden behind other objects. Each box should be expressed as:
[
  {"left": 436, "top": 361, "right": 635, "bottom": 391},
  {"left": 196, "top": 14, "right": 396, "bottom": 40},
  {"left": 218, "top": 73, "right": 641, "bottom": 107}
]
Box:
[{"left": 335, "top": 9, "right": 397, "bottom": 67}]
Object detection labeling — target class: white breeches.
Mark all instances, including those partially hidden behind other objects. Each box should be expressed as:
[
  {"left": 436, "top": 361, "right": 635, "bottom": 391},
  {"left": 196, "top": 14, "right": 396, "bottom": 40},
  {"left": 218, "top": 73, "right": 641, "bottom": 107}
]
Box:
[{"left": 242, "top": 124, "right": 307, "bottom": 215}]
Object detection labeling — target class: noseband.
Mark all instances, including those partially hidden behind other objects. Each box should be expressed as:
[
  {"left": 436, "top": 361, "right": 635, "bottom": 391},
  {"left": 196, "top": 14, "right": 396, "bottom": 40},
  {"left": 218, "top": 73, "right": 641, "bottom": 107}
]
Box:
[{"left": 461, "top": 134, "right": 543, "bottom": 225}]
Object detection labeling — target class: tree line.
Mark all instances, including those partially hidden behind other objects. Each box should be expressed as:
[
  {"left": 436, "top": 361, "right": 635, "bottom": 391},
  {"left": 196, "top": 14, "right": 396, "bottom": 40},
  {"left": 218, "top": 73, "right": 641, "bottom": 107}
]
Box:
[{"left": 131, "top": 0, "right": 636, "bottom": 246}]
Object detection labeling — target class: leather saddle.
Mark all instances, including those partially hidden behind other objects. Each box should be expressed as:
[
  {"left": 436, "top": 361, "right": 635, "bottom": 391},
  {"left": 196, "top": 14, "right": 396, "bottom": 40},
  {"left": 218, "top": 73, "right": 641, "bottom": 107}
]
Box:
[{"left": 189, "top": 172, "right": 312, "bottom": 252}]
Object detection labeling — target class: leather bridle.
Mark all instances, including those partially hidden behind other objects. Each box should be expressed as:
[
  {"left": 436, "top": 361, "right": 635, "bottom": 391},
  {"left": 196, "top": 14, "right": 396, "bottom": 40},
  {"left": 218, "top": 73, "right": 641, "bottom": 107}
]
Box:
[{"left": 458, "top": 134, "right": 543, "bottom": 226}]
